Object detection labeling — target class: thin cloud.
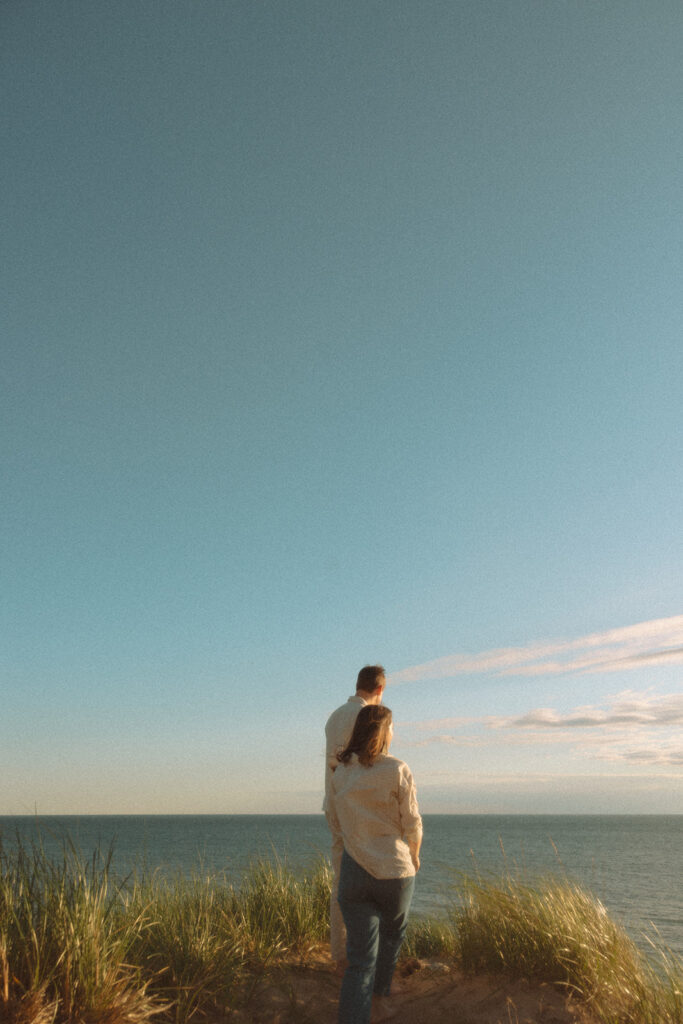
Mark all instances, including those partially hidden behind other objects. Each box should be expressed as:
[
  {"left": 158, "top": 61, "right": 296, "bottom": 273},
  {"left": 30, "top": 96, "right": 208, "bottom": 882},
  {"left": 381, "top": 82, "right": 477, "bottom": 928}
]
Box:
[
  {"left": 406, "top": 692, "right": 683, "bottom": 735},
  {"left": 402, "top": 716, "right": 474, "bottom": 731},
  {"left": 402, "top": 691, "right": 683, "bottom": 771},
  {"left": 405, "top": 734, "right": 483, "bottom": 749},
  {"left": 491, "top": 692, "right": 683, "bottom": 730},
  {"left": 594, "top": 746, "right": 683, "bottom": 768},
  {"left": 388, "top": 614, "right": 683, "bottom": 684}
]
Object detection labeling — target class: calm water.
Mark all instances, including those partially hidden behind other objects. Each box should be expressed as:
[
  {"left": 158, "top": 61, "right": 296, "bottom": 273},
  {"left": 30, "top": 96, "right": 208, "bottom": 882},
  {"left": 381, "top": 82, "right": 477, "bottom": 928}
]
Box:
[{"left": 1, "top": 815, "right": 681, "bottom": 956}]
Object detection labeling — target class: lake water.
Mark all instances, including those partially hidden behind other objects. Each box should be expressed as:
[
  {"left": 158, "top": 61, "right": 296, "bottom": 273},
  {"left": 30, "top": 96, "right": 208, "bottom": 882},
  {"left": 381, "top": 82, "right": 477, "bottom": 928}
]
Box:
[{"left": 1, "top": 814, "right": 681, "bottom": 957}]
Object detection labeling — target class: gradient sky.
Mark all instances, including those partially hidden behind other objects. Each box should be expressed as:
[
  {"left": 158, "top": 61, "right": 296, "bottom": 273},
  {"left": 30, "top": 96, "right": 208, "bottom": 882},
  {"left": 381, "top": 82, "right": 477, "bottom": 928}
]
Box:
[{"left": 2, "top": 1, "right": 682, "bottom": 815}]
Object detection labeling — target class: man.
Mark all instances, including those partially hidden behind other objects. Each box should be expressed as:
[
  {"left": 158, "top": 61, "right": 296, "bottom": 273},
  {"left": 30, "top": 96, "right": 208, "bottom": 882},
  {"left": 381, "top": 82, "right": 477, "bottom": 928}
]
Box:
[{"left": 323, "top": 664, "right": 386, "bottom": 971}]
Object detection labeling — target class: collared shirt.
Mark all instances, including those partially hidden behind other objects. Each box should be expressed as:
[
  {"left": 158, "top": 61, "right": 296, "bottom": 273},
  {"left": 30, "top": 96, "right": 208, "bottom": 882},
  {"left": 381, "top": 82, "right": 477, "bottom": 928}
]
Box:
[
  {"left": 323, "top": 694, "right": 367, "bottom": 811},
  {"left": 327, "top": 753, "right": 423, "bottom": 879}
]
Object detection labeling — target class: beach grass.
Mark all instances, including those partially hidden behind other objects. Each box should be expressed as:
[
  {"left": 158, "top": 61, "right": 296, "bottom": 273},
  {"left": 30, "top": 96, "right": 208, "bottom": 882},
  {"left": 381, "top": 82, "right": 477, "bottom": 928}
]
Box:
[
  {"left": 0, "top": 836, "right": 681, "bottom": 1024},
  {"left": 454, "top": 872, "right": 683, "bottom": 1024},
  {"left": 0, "top": 838, "right": 159, "bottom": 1024}
]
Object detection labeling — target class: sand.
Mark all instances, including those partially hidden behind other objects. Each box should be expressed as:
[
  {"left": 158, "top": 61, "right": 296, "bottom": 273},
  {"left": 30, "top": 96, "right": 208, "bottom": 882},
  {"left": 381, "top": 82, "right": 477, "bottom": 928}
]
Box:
[{"left": 226, "top": 952, "right": 590, "bottom": 1024}]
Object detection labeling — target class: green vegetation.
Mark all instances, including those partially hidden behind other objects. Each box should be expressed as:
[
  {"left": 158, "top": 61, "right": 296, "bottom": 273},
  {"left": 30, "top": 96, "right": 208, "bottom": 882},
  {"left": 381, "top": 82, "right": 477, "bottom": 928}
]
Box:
[
  {"left": 0, "top": 837, "right": 681, "bottom": 1024},
  {"left": 453, "top": 873, "right": 682, "bottom": 1024}
]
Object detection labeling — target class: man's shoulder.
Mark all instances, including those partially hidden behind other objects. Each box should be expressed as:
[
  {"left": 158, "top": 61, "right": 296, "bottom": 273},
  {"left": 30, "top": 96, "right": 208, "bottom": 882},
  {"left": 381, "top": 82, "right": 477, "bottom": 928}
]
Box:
[
  {"left": 327, "top": 699, "right": 352, "bottom": 718},
  {"left": 325, "top": 695, "right": 363, "bottom": 729}
]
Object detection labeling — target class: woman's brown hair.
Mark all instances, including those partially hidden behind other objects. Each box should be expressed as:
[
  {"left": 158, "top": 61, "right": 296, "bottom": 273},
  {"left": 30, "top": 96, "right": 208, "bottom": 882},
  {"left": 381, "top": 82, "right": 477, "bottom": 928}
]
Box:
[{"left": 338, "top": 705, "right": 393, "bottom": 768}]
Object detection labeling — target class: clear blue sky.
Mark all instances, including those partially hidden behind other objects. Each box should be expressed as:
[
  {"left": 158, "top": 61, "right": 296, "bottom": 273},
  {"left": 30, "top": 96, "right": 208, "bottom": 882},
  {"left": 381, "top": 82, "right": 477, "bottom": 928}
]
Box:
[{"left": 2, "top": 1, "right": 681, "bottom": 814}]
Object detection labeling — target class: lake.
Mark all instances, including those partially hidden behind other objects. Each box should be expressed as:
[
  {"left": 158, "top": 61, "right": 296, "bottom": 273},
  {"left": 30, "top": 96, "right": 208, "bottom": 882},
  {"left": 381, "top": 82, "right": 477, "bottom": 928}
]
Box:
[{"left": 1, "top": 814, "right": 681, "bottom": 956}]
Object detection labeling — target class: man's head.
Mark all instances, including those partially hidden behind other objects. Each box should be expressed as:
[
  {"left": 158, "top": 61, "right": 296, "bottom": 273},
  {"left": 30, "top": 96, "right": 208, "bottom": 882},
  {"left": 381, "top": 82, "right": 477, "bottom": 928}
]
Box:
[{"left": 356, "top": 664, "right": 386, "bottom": 704}]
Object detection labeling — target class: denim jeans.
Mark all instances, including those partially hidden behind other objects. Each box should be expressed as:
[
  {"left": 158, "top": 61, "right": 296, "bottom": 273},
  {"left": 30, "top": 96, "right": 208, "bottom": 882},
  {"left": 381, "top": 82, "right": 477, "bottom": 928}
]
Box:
[{"left": 337, "top": 850, "right": 415, "bottom": 1024}]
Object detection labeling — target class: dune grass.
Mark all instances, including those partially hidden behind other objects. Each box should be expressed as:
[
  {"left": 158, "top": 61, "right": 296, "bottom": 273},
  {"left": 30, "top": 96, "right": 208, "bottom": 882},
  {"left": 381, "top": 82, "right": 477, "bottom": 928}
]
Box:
[
  {"left": 0, "top": 835, "right": 681, "bottom": 1024},
  {"left": 453, "top": 872, "right": 682, "bottom": 1024},
  {"left": 0, "top": 838, "right": 159, "bottom": 1024},
  {"left": 0, "top": 838, "right": 331, "bottom": 1024}
]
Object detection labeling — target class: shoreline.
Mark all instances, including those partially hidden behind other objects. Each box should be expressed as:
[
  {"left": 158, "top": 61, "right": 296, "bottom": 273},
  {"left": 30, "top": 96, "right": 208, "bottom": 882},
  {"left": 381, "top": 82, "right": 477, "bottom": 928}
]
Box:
[
  {"left": 1, "top": 842, "right": 681, "bottom": 1023},
  {"left": 3, "top": 813, "right": 681, "bottom": 960}
]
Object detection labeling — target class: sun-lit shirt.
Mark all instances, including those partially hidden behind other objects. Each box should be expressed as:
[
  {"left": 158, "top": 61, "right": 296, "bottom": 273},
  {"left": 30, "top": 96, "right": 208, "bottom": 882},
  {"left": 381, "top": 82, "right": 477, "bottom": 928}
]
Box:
[
  {"left": 323, "top": 694, "right": 367, "bottom": 811},
  {"left": 327, "top": 752, "right": 423, "bottom": 879}
]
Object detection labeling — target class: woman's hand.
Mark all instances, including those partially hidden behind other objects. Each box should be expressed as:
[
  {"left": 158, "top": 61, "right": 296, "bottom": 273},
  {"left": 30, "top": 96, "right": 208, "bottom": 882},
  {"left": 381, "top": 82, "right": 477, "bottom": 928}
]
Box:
[{"left": 412, "top": 854, "right": 420, "bottom": 873}]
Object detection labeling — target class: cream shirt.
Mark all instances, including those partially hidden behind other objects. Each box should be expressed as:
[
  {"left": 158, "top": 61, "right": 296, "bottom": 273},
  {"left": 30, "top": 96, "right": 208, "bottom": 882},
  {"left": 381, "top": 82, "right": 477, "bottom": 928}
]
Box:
[
  {"left": 327, "top": 753, "right": 423, "bottom": 879},
  {"left": 323, "top": 694, "right": 367, "bottom": 812}
]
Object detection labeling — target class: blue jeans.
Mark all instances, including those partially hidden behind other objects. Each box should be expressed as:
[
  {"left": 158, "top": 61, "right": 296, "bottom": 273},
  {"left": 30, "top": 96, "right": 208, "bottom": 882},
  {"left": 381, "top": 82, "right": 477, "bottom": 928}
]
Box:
[{"left": 337, "top": 850, "right": 415, "bottom": 1024}]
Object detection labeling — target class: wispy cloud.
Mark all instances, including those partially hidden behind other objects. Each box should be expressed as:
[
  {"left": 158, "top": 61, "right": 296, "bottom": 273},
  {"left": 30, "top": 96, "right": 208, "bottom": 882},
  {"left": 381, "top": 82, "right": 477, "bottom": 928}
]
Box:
[
  {"left": 402, "top": 691, "right": 683, "bottom": 771},
  {"left": 489, "top": 691, "right": 683, "bottom": 730},
  {"left": 388, "top": 614, "right": 683, "bottom": 684},
  {"left": 408, "top": 734, "right": 481, "bottom": 748},
  {"left": 403, "top": 716, "right": 474, "bottom": 731},
  {"left": 595, "top": 746, "right": 683, "bottom": 767}
]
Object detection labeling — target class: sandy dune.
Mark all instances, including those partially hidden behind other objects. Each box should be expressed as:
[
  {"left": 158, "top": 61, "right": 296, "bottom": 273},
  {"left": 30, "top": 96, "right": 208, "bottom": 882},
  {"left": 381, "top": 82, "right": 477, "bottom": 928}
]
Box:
[{"left": 227, "top": 953, "right": 589, "bottom": 1024}]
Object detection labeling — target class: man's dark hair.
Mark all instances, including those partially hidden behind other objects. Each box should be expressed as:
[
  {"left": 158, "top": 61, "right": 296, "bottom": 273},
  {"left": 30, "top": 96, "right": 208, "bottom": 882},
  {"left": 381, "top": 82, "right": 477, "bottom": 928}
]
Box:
[{"left": 356, "top": 664, "right": 385, "bottom": 693}]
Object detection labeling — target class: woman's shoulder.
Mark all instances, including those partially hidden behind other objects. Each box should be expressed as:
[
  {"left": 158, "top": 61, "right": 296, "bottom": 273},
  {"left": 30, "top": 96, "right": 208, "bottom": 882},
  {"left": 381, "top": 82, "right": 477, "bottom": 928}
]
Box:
[{"left": 379, "top": 753, "right": 412, "bottom": 774}]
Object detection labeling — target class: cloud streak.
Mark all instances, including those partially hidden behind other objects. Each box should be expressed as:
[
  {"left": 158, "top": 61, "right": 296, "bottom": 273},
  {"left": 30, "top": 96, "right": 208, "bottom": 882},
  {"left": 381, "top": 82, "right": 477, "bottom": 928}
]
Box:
[
  {"left": 595, "top": 746, "right": 683, "bottom": 767},
  {"left": 403, "top": 691, "right": 683, "bottom": 771},
  {"left": 407, "top": 734, "right": 481, "bottom": 748},
  {"left": 489, "top": 692, "right": 683, "bottom": 730},
  {"left": 388, "top": 615, "right": 683, "bottom": 684}
]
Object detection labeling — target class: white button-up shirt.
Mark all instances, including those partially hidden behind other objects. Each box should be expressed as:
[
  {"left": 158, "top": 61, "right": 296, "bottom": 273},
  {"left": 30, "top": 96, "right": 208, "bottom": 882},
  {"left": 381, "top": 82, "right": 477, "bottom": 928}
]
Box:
[
  {"left": 327, "top": 753, "right": 423, "bottom": 879},
  {"left": 323, "top": 694, "right": 367, "bottom": 811}
]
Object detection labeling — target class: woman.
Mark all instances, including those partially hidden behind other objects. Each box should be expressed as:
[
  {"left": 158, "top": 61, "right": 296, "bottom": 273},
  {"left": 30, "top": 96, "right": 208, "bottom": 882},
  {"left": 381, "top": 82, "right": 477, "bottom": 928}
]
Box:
[{"left": 327, "top": 704, "right": 422, "bottom": 1024}]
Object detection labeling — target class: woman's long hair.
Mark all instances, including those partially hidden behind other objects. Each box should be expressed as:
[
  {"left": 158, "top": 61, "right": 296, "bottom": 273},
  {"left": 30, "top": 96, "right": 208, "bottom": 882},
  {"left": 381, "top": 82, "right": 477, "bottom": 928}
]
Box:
[{"left": 338, "top": 705, "right": 393, "bottom": 767}]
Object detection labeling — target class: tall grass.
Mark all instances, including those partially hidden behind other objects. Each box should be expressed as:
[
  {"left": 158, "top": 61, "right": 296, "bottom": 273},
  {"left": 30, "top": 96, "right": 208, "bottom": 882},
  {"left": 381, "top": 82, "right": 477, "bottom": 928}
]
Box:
[
  {"left": 123, "top": 857, "right": 331, "bottom": 1021},
  {"left": 454, "top": 872, "right": 683, "bottom": 1024},
  {"left": 1, "top": 835, "right": 681, "bottom": 1024},
  {"left": 123, "top": 873, "right": 244, "bottom": 1023},
  {"left": 232, "top": 856, "right": 331, "bottom": 961},
  {"left": 0, "top": 838, "right": 159, "bottom": 1024},
  {"left": 0, "top": 838, "right": 331, "bottom": 1024}
]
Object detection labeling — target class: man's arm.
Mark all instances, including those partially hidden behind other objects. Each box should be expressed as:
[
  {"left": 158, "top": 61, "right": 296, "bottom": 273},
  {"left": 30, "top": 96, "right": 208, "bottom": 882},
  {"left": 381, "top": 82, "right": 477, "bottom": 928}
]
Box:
[{"left": 323, "top": 714, "right": 339, "bottom": 810}]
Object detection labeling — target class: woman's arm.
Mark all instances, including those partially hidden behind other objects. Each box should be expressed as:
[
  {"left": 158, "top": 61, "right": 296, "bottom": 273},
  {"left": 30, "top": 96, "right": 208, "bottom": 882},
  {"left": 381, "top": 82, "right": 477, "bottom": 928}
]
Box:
[
  {"left": 407, "top": 834, "right": 421, "bottom": 873},
  {"left": 398, "top": 763, "right": 423, "bottom": 872}
]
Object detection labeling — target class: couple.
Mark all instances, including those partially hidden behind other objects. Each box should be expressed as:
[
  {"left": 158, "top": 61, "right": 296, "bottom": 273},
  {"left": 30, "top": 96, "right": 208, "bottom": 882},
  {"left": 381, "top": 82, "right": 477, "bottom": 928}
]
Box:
[{"left": 324, "top": 665, "right": 422, "bottom": 1024}]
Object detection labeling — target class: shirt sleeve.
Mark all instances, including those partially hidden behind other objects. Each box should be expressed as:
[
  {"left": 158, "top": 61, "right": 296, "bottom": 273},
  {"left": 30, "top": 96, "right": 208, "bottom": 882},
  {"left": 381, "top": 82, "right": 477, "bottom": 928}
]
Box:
[
  {"left": 397, "top": 763, "right": 423, "bottom": 842},
  {"left": 325, "top": 782, "right": 342, "bottom": 840},
  {"left": 323, "top": 716, "right": 340, "bottom": 811}
]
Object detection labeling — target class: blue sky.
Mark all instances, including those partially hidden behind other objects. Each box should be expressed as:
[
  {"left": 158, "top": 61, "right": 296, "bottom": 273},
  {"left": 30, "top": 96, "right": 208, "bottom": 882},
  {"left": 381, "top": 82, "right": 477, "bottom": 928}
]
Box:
[{"left": 2, "top": 1, "right": 682, "bottom": 814}]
